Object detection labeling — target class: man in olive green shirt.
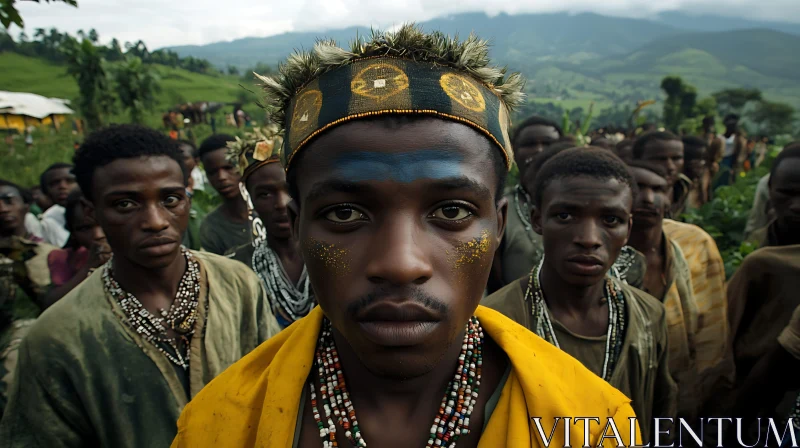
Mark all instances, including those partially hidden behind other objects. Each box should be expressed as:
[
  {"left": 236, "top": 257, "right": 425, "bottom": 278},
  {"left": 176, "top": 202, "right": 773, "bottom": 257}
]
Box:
[{"left": 0, "top": 125, "right": 281, "bottom": 447}]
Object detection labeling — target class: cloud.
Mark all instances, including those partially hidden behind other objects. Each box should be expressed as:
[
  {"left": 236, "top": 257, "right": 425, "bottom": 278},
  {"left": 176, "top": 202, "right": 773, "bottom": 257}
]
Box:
[{"left": 11, "top": 0, "right": 800, "bottom": 49}]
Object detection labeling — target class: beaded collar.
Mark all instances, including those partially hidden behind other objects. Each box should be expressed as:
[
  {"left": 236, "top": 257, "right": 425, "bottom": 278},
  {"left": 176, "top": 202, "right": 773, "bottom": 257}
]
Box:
[
  {"left": 103, "top": 248, "right": 201, "bottom": 370},
  {"left": 310, "top": 317, "right": 484, "bottom": 447},
  {"left": 524, "top": 258, "right": 627, "bottom": 381},
  {"left": 252, "top": 241, "right": 314, "bottom": 324}
]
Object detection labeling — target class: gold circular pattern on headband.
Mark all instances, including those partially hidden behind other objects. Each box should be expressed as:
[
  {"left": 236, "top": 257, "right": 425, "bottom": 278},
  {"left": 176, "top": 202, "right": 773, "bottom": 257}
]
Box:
[
  {"left": 351, "top": 63, "right": 410, "bottom": 101},
  {"left": 290, "top": 89, "right": 323, "bottom": 138},
  {"left": 440, "top": 73, "right": 486, "bottom": 112}
]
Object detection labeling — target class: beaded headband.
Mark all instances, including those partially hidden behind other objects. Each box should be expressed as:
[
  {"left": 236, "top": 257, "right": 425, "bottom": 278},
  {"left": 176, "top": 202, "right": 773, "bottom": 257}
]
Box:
[
  {"left": 254, "top": 24, "right": 526, "bottom": 172},
  {"left": 225, "top": 125, "right": 283, "bottom": 182}
]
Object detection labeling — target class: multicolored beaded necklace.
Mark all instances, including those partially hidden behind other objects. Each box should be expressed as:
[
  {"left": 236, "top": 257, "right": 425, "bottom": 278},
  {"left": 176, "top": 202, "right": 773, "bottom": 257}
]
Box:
[
  {"left": 524, "top": 258, "right": 627, "bottom": 381},
  {"left": 309, "top": 317, "right": 484, "bottom": 448},
  {"left": 103, "top": 248, "right": 201, "bottom": 370}
]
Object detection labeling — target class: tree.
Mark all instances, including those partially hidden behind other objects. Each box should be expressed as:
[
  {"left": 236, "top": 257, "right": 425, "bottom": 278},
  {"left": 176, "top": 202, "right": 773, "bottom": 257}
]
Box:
[
  {"left": 1, "top": 0, "right": 77, "bottom": 29},
  {"left": 748, "top": 100, "right": 795, "bottom": 136},
  {"left": 660, "top": 76, "right": 697, "bottom": 132},
  {"left": 713, "top": 88, "right": 762, "bottom": 115},
  {"left": 694, "top": 97, "right": 718, "bottom": 118},
  {"left": 62, "top": 36, "right": 115, "bottom": 131},
  {"left": 111, "top": 55, "right": 160, "bottom": 124},
  {"left": 227, "top": 65, "right": 239, "bottom": 76}
]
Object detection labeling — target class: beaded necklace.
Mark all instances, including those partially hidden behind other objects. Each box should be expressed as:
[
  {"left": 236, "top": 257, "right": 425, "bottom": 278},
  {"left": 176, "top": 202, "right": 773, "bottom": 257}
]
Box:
[
  {"left": 513, "top": 184, "right": 534, "bottom": 234},
  {"left": 524, "top": 258, "right": 627, "bottom": 381},
  {"left": 103, "top": 248, "right": 201, "bottom": 369},
  {"left": 252, "top": 241, "right": 314, "bottom": 323},
  {"left": 309, "top": 317, "right": 484, "bottom": 448},
  {"left": 790, "top": 394, "right": 800, "bottom": 429}
]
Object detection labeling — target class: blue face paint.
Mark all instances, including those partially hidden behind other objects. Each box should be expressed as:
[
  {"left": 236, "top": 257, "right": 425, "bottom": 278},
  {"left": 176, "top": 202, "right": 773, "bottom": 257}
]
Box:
[{"left": 334, "top": 150, "right": 464, "bottom": 183}]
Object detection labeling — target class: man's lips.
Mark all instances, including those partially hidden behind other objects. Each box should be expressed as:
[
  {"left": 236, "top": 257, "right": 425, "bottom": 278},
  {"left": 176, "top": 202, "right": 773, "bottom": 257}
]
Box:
[
  {"left": 355, "top": 301, "right": 441, "bottom": 347},
  {"left": 633, "top": 208, "right": 660, "bottom": 217},
  {"left": 565, "top": 254, "right": 605, "bottom": 276}
]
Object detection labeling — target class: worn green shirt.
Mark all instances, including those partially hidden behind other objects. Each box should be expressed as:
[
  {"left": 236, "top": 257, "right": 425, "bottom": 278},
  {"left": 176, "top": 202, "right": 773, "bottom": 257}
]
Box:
[
  {"left": 481, "top": 279, "right": 677, "bottom": 444},
  {"left": 0, "top": 251, "right": 282, "bottom": 448},
  {"left": 199, "top": 205, "right": 251, "bottom": 256}
]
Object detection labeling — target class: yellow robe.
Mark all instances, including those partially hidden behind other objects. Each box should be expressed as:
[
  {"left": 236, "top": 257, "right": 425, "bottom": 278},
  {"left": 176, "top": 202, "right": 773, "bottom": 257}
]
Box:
[{"left": 173, "top": 306, "right": 641, "bottom": 448}]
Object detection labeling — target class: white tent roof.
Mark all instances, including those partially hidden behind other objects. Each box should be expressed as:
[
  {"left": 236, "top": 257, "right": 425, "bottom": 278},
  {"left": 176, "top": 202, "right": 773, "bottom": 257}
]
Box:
[{"left": 0, "top": 91, "right": 74, "bottom": 119}]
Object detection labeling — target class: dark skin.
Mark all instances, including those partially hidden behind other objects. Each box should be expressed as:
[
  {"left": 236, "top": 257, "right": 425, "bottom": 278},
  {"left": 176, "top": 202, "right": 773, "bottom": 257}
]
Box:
[
  {"left": 43, "top": 167, "right": 78, "bottom": 207},
  {"left": 639, "top": 140, "right": 684, "bottom": 188},
  {"left": 42, "top": 200, "right": 111, "bottom": 309},
  {"left": 513, "top": 124, "right": 560, "bottom": 181},
  {"left": 30, "top": 186, "right": 53, "bottom": 212},
  {"left": 201, "top": 148, "right": 248, "bottom": 223},
  {"left": 0, "top": 186, "right": 29, "bottom": 238},
  {"left": 626, "top": 167, "right": 670, "bottom": 300},
  {"left": 292, "top": 119, "right": 508, "bottom": 448},
  {"left": 245, "top": 162, "right": 304, "bottom": 284},
  {"left": 615, "top": 141, "right": 634, "bottom": 163},
  {"left": 769, "top": 158, "right": 800, "bottom": 246},
  {"left": 530, "top": 176, "right": 632, "bottom": 337},
  {"left": 86, "top": 156, "right": 191, "bottom": 329},
  {"left": 179, "top": 144, "right": 198, "bottom": 192}
]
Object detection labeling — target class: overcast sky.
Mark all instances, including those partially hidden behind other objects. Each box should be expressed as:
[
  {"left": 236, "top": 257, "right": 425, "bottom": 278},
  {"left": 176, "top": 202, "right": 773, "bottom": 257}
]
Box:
[{"left": 11, "top": 0, "right": 800, "bottom": 49}]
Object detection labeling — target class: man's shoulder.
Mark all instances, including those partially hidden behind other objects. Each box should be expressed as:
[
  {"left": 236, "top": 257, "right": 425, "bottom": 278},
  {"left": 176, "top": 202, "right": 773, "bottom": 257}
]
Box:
[
  {"left": 740, "top": 244, "right": 800, "bottom": 273},
  {"left": 193, "top": 250, "right": 259, "bottom": 284},
  {"left": 622, "top": 283, "right": 666, "bottom": 322},
  {"left": 199, "top": 205, "right": 224, "bottom": 228},
  {"left": 663, "top": 219, "right": 718, "bottom": 253},
  {"left": 480, "top": 278, "right": 527, "bottom": 322},
  {"left": 23, "top": 272, "right": 111, "bottom": 357}
]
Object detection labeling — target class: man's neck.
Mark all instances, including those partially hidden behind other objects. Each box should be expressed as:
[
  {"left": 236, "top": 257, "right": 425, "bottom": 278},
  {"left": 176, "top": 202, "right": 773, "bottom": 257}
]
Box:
[
  {"left": 628, "top": 222, "right": 664, "bottom": 256},
  {"left": 774, "top": 222, "right": 800, "bottom": 246},
  {"left": 331, "top": 325, "right": 465, "bottom": 416},
  {"left": 267, "top": 232, "right": 299, "bottom": 261},
  {"left": 539, "top": 261, "right": 606, "bottom": 316},
  {"left": 112, "top": 252, "right": 186, "bottom": 309},
  {"left": 221, "top": 195, "right": 248, "bottom": 222}
]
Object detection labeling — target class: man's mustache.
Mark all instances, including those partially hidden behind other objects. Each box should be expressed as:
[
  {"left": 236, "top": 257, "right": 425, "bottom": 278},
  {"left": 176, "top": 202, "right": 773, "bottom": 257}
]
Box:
[{"left": 346, "top": 287, "right": 449, "bottom": 317}]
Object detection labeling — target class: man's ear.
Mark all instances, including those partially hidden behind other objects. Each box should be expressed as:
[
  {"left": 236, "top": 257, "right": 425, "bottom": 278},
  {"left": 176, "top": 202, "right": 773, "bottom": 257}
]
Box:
[
  {"left": 531, "top": 204, "right": 544, "bottom": 236},
  {"left": 495, "top": 196, "right": 508, "bottom": 247}
]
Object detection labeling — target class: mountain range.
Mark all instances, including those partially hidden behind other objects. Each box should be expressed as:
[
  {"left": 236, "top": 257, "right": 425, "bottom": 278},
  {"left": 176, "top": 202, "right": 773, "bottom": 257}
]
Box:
[{"left": 164, "top": 11, "right": 800, "bottom": 113}]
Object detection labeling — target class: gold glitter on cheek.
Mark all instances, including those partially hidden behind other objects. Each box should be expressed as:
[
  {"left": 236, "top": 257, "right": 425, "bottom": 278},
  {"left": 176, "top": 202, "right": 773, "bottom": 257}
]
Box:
[
  {"left": 306, "top": 237, "right": 351, "bottom": 274},
  {"left": 448, "top": 229, "right": 492, "bottom": 272}
]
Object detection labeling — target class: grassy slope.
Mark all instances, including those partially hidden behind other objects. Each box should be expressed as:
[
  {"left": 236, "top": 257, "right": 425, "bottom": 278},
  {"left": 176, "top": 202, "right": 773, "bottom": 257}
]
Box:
[
  {"left": 0, "top": 52, "right": 259, "bottom": 111},
  {"left": 0, "top": 52, "right": 264, "bottom": 186}
]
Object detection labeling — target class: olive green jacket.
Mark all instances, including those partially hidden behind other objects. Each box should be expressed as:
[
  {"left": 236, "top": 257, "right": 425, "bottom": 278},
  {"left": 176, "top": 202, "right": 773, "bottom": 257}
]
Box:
[{"left": 0, "top": 251, "right": 281, "bottom": 448}]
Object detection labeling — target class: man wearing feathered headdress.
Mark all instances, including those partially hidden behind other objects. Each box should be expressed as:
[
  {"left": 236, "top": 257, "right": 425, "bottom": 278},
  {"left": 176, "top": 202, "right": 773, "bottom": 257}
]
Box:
[
  {"left": 226, "top": 126, "right": 315, "bottom": 328},
  {"left": 173, "top": 25, "right": 642, "bottom": 448}
]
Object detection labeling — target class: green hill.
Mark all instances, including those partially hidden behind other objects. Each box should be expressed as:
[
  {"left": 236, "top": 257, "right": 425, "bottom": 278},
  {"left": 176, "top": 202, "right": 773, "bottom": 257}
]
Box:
[{"left": 0, "top": 52, "right": 258, "bottom": 125}]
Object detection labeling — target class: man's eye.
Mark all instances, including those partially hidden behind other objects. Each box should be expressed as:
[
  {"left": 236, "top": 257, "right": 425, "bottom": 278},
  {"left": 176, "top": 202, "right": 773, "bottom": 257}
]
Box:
[
  {"left": 556, "top": 212, "right": 571, "bottom": 221},
  {"left": 164, "top": 195, "right": 181, "bottom": 206},
  {"left": 604, "top": 215, "right": 623, "bottom": 225},
  {"left": 431, "top": 206, "right": 472, "bottom": 221},
  {"left": 325, "top": 207, "right": 366, "bottom": 223},
  {"left": 116, "top": 200, "right": 135, "bottom": 210}
]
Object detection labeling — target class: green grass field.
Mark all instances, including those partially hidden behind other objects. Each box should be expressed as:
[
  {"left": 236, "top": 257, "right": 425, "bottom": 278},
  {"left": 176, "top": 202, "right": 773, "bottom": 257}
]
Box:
[{"left": 0, "top": 52, "right": 270, "bottom": 186}]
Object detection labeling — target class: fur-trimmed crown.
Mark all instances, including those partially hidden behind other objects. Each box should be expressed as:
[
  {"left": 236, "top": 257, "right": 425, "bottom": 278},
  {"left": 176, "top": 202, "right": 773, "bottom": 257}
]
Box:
[{"left": 253, "top": 23, "right": 526, "bottom": 131}]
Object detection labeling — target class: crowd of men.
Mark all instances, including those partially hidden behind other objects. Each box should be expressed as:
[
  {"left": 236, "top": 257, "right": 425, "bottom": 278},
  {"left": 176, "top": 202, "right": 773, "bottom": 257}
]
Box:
[{"left": 0, "top": 24, "right": 798, "bottom": 447}]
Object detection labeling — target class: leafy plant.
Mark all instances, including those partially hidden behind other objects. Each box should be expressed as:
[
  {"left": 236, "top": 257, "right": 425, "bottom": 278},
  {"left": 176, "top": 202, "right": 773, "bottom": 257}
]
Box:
[{"left": 681, "top": 151, "right": 777, "bottom": 277}]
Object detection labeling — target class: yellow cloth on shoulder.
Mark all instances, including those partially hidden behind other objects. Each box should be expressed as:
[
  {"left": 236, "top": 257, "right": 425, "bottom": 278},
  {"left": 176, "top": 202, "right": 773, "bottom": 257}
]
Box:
[{"left": 172, "top": 306, "right": 641, "bottom": 448}]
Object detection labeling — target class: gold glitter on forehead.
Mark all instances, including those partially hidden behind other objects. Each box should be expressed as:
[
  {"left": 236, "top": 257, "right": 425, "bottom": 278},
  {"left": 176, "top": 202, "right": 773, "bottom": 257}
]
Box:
[
  {"left": 449, "top": 229, "right": 491, "bottom": 272},
  {"left": 307, "top": 237, "right": 351, "bottom": 274}
]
